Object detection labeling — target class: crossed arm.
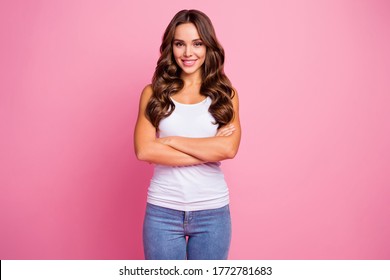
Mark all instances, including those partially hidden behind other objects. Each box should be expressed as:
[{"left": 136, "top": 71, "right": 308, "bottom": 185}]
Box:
[{"left": 134, "top": 85, "right": 241, "bottom": 166}]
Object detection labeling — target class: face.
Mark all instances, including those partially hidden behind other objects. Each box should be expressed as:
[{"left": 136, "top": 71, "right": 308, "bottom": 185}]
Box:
[{"left": 172, "top": 23, "right": 206, "bottom": 77}]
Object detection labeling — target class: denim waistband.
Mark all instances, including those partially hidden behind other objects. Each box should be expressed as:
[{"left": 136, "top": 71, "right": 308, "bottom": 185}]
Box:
[{"left": 146, "top": 203, "right": 229, "bottom": 218}]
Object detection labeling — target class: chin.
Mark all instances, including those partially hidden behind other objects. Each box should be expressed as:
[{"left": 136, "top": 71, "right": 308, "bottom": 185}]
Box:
[
  {"left": 182, "top": 68, "right": 197, "bottom": 74},
  {"left": 180, "top": 65, "right": 203, "bottom": 75}
]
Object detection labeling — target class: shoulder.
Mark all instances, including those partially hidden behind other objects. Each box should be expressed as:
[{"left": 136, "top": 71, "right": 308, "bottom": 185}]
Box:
[
  {"left": 231, "top": 87, "right": 239, "bottom": 104},
  {"left": 137, "top": 84, "right": 155, "bottom": 113},
  {"left": 141, "top": 84, "right": 153, "bottom": 98},
  {"left": 139, "top": 84, "right": 154, "bottom": 104},
  {"left": 231, "top": 86, "right": 238, "bottom": 97}
]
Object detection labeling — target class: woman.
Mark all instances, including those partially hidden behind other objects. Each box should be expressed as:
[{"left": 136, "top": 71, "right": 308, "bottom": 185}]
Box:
[{"left": 134, "top": 9, "right": 241, "bottom": 260}]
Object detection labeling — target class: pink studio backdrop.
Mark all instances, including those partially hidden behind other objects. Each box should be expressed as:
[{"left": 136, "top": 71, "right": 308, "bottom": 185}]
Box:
[{"left": 0, "top": 0, "right": 389, "bottom": 259}]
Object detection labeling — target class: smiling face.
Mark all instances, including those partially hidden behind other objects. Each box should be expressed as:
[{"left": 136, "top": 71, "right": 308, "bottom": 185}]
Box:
[{"left": 172, "top": 23, "right": 206, "bottom": 78}]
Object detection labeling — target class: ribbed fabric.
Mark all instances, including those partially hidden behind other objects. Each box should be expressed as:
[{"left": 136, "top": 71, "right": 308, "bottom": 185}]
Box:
[{"left": 147, "top": 96, "right": 229, "bottom": 211}]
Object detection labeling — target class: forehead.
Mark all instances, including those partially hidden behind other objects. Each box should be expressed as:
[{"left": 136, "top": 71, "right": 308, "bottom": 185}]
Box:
[{"left": 174, "top": 23, "right": 201, "bottom": 40}]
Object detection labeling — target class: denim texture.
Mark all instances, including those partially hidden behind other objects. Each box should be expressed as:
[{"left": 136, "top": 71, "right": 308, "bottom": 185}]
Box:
[{"left": 143, "top": 203, "right": 231, "bottom": 260}]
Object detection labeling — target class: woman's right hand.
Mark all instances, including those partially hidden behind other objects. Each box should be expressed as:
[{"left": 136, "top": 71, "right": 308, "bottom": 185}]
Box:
[{"left": 216, "top": 124, "right": 235, "bottom": 137}]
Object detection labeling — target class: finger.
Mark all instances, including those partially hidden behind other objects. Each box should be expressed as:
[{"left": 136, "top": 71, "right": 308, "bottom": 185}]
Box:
[
  {"left": 217, "top": 129, "right": 235, "bottom": 137},
  {"left": 226, "top": 124, "right": 235, "bottom": 129},
  {"left": 216, "top": 129, "right": 230, "bottom": 136},
  {"left": 216, "top": 124, "right": 236, "bottom": 136}
]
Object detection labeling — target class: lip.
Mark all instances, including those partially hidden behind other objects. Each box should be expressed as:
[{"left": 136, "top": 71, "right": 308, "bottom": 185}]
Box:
[{"left": 181, "top": 59, "right": 197, "bottom": 67}]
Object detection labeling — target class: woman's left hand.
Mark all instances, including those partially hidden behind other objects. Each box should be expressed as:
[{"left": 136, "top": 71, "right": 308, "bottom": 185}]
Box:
[{"left": 216, "top": 124, "right": 235, "bottom": 137}]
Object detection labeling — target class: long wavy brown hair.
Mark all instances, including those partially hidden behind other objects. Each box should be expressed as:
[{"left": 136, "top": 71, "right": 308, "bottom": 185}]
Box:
[{"left": 146, "top": 9, "right": 235, "bottom": 129}]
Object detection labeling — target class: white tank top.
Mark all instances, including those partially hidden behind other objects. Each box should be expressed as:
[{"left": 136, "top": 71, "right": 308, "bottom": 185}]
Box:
[{"left": 147, "top": 96, "right": 229, "bottom": 211}]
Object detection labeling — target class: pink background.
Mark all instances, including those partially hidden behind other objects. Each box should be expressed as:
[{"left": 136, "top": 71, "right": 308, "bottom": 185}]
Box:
[{"left": 1, "top": 0, "right": 389, "bottom": 259}]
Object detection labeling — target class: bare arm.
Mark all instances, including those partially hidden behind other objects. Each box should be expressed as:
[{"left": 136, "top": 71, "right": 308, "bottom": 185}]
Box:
[
  {"left": 134, "top": 85, "right": 205, "bottom": 166},
  {"left": 158, "top": 90, "right": 241, "bottom": 162}
]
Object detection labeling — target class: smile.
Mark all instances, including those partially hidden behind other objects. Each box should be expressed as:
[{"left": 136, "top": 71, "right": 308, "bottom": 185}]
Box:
[{"left": 182, "top": 59, "right": 197, "bottom": 67}]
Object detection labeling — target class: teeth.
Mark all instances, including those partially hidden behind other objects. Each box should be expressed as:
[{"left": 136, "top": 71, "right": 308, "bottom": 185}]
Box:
[{"left": 183, "top": 60, "right": 196, "bottom": 66}]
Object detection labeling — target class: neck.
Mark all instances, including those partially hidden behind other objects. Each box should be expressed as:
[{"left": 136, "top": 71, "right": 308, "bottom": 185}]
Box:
[{"left": 180, "top": 71, "right": 202, "bottom": 87}]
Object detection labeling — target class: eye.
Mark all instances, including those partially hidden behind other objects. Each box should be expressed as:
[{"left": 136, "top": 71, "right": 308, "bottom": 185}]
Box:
[
  {"left": 194, "top": 41, "right": 203, "bottom": 47},
  {"left": 174, "top": 42, "right": 184, "bottom": 47}
]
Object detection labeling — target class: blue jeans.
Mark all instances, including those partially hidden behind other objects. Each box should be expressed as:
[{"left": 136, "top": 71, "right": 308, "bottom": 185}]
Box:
[{"left": 143, "top": 203, "right": 231, "bottom": 260}]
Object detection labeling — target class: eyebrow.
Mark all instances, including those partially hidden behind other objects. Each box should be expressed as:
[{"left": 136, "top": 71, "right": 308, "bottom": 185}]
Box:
[{"left": 173, "top": 38, "right": 203, "bottom": 42}]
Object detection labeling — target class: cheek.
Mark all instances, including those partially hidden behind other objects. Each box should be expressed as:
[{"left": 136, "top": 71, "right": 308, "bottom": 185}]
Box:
[
  {"left": 198, "top": 51, "right": 206, "bottom": 63},
  {"left": 172, "top": 51, "right": 178, "bottom": 60},
  {"left": 172, "top": 47, "right": 181, "bottom": 59},
  {"left": 198, "top": 48, "right": 207, "bottom": 59}
]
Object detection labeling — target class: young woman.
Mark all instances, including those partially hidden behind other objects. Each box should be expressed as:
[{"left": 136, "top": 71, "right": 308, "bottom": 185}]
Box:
[{"left": 134, "top": 9, "right": 241, "bottom": 260}]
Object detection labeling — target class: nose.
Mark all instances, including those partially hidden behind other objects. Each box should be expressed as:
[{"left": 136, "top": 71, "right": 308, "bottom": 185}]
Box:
[{"left": 184, "top": 46, "right": 193, "bottom": 57}]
